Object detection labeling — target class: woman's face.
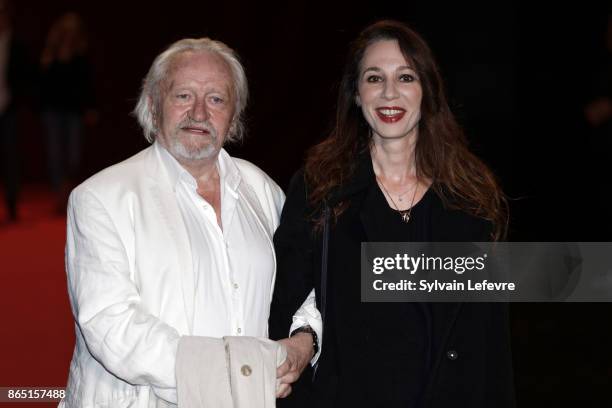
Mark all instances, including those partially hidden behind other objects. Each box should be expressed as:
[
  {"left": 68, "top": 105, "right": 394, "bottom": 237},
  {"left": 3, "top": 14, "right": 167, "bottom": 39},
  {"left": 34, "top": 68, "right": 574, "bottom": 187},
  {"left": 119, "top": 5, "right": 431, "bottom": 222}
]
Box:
[{"left": 356, "top": 39, "right": 423, "bottom": 141}]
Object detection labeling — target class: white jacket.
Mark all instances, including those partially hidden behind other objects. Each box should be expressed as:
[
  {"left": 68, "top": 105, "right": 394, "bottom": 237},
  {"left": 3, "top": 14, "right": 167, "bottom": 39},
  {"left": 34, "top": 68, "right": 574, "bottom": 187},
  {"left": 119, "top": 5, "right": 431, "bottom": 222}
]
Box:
[{"left": 60, "top": 145, "right": 288, "bottom": 408}]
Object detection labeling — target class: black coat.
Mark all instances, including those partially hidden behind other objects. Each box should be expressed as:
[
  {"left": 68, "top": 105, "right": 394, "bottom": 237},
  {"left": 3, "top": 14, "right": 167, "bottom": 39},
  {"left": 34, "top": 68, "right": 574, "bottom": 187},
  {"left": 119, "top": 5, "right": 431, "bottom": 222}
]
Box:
[{"left": 269, "top": 156, "right": 515, "bottom": 408}]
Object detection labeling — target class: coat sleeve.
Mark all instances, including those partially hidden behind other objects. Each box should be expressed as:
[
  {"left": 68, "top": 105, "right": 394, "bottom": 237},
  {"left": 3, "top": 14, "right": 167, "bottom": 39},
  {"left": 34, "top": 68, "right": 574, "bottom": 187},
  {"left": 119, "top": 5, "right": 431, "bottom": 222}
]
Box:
[
  {"left": 65, "top": 187, "right": 180, "bottom": 403},
  {"left": 269, "top": 171, "right": 317, "bottom": 344}
]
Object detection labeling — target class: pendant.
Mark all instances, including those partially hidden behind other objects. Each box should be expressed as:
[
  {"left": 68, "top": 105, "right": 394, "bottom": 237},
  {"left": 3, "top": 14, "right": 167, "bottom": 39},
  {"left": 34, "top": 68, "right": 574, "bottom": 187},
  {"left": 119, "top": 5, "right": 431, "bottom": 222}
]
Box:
[{"left": 400, "top": 211, "right": 411, "bottom": 223}]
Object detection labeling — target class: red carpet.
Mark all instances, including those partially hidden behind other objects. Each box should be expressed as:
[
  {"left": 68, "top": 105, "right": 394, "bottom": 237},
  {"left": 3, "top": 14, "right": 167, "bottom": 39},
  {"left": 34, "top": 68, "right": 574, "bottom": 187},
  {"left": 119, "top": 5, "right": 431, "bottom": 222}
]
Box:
[{"left": 0, "top": 186, "right": 74, "bottom": 407}]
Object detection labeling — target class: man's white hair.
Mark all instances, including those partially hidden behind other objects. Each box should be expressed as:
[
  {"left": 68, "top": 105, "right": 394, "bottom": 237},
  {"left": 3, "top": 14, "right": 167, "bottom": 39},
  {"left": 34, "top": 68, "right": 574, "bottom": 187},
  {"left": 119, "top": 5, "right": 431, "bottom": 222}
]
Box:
[{"left": 134, "top": 38, "right": 248, "bottom": 143}]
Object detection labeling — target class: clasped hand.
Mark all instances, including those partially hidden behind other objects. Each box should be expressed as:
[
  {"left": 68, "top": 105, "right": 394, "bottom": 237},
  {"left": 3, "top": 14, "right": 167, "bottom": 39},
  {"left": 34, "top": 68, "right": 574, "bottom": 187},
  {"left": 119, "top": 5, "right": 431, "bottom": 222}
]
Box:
[{"left": 276, "top": 333, "right": 314, "bottom": 398}]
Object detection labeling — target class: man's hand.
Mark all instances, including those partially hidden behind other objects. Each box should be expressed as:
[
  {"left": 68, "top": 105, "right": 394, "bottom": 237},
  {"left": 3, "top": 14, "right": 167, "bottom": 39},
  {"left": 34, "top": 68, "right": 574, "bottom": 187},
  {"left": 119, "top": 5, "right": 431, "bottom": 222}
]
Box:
[{"left": 276, "top": 333, "right": 314, "bottom": 398}]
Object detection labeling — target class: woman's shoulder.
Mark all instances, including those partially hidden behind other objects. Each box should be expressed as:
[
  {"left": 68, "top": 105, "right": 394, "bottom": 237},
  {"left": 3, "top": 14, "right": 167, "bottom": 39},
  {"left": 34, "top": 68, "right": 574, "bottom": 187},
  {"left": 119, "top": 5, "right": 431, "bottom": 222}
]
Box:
[
  {"left": 274, "top": 168, "right": 317, "bottom": 246},
  {"left": 278, "top": 168, "right": 314, "bottom": 218}
]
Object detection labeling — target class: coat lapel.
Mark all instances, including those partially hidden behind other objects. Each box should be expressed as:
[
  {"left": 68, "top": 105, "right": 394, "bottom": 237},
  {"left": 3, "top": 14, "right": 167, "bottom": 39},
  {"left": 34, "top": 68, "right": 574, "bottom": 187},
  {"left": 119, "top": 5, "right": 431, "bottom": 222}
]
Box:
[
  {"left": 330, "top": 153, "right": 379, "bottom": 242},
  {"left": 144, "top": 146, "right": 195, "bottom": 334}
]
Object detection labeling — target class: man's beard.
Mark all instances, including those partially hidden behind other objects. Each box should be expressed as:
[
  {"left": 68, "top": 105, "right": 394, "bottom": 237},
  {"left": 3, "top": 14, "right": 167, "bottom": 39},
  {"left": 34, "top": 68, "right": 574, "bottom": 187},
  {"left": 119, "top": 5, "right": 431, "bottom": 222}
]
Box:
[{"left": 167, "top": 118, "right": 221, "bottom": 161}]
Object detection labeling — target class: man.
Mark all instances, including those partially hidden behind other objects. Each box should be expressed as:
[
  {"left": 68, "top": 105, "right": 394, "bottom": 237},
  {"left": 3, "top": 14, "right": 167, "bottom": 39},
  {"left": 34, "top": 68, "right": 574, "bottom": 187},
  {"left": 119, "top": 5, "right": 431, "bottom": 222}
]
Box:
[
  {"left": 0, "top": 0, "right": 28, "bottom": 223},
  {"left": 60, "top": 38, "right": 319, "bottom": 407}
]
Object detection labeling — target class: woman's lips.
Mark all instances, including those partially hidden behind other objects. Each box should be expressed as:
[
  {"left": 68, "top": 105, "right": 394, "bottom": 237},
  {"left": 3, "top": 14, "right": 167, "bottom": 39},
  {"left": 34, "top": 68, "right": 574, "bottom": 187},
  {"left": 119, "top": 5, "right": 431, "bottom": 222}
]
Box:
[{"left": 375, "top": 107, "right": 406, "bottom": 123}]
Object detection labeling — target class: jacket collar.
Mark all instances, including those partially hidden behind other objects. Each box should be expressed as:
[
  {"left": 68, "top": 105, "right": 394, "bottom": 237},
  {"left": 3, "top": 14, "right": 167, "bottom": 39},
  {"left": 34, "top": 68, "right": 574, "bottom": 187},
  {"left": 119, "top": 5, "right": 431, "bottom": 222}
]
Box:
[{"left": 328, "top": 151, "right": 375, "bottom": 206}]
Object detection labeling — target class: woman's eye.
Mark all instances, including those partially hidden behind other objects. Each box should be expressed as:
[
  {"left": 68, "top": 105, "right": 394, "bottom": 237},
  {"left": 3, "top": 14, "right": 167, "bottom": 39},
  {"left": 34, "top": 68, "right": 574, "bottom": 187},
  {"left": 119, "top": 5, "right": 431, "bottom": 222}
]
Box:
[
  {"left": 366, "top": 75, "right": 383, "bottom": 83},
  {"left": 399, "top": 73, "right": 416, "bottom": 82}
]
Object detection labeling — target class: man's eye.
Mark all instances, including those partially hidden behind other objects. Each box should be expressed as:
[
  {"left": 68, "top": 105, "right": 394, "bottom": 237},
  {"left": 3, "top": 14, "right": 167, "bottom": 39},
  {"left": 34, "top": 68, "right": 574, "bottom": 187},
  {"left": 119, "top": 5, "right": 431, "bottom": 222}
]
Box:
[
  {"left": 176, "top": 93, "right": 190, "bottom": 100},
  {"left": 366, "top": 75, "right": 382, "bottom": 83},
  {"left": 399, "top": 74, "right": 416, "bottom": 82},
  {"left": 211, "top": 96, "right": 225, "bottom": 104}
]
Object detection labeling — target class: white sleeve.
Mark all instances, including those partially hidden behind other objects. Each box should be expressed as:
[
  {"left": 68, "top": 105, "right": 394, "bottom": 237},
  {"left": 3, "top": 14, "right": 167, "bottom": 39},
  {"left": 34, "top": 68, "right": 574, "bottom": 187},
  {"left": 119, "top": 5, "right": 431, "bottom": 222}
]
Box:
[
  {"left": 289, "top": 289, "right": 322, "bottom": 365},
  {"left": 65, "top": 188, "right": 179, "bottom": 403}
]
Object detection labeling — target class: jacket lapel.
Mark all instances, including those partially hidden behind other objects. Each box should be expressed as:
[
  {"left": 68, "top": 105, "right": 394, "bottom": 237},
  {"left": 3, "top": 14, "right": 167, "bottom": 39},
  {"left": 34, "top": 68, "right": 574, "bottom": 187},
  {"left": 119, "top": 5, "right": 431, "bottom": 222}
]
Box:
[
  {"left": 330, "top": 153, "right": 379, "bottom": 242},
  {"left": 237, "top": 181, "right": 273, "bottom": 241},
  {"left": 144, "top": 146, "right": 196, "bottom": 334}
]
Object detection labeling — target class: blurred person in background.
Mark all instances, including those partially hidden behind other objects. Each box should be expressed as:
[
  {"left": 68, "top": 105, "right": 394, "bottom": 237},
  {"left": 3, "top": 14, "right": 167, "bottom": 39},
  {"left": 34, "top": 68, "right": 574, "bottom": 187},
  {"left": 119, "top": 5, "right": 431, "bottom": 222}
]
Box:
[
  {"left": 583, "top": 12, "right": 612, "bottom": 238},
  {"left": 584, "top": 14, "right": 612, "bottom": 131},
  {"left": 40, "top": 12, "right": 96, "bottom": 211},
  {"left": 0, "top": 0, "right": 29, "bottom": 223}
]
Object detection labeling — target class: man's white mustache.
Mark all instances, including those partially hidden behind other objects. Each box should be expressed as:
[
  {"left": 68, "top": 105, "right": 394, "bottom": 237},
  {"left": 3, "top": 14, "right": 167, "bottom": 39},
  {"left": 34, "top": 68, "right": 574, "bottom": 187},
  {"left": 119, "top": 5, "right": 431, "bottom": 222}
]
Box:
[{"left": 178, "top": 119, "right": 217, "bottom": 138}]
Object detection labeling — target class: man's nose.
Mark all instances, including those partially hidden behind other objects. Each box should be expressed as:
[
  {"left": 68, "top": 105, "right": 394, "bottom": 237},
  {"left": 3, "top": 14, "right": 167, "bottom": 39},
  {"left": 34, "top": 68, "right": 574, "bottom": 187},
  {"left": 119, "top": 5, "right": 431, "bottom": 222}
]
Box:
[{"left": 190, "top": 98, "right": 209, "bottom": 122}]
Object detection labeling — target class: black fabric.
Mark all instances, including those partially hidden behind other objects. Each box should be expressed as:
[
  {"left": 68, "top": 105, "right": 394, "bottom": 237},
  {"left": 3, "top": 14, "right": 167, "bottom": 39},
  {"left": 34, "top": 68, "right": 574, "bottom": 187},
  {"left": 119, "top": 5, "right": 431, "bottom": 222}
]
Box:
[{"left": 270, "top": 153, "right": 515, "bottom": 408}]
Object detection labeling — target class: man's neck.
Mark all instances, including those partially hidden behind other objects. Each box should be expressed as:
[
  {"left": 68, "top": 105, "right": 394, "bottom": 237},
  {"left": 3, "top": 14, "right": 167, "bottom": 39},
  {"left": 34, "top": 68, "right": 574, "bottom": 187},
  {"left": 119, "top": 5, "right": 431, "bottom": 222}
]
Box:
[
  {"left": 179, "top": 158, "right": 220, "bottom": 189},
  {"left": 173, "top": 150, "right": 223, "bottom": 229}
]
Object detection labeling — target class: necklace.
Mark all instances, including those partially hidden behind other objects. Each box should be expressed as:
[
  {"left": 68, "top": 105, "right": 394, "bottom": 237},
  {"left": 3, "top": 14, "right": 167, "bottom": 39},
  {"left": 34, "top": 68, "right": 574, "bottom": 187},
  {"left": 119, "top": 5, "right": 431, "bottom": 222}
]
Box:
[
  {"left": 376, "top": 176, "right": 419, "bottom": 223},
  {"left": 394, "top": 186, "right": 414, "bottom": 202}
]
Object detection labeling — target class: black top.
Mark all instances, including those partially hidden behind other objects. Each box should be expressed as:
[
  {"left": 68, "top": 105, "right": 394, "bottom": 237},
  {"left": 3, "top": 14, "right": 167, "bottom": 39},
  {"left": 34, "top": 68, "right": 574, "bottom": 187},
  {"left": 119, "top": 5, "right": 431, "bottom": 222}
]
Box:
[
  {"left": 363, "top": 184, "right": 435, "bottom": 406},
  {"left": 373, "top": 185, "right": 434, "bottom": 240},
  {"left": 270, "top": 154, "right": 515, "bottom": 408}
]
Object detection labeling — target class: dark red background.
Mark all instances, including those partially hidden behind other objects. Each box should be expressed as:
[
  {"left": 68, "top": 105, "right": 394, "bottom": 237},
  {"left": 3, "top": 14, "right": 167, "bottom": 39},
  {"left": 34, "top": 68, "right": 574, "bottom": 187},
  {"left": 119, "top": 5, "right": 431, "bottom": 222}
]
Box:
[{"left": 1, "top": 1, "right": 611, "bottom": 406}]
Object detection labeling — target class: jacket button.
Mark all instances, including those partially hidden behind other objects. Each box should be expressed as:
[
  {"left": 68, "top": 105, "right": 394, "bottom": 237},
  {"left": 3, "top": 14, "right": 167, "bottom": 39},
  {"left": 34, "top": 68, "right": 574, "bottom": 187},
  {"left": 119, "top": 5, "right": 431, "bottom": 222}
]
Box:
[
  {"left": 446, "top": 350, "right": 458, "bottom": 360},
  {"left": 241, "top": 365, "right": 252, "bottom": 376}
]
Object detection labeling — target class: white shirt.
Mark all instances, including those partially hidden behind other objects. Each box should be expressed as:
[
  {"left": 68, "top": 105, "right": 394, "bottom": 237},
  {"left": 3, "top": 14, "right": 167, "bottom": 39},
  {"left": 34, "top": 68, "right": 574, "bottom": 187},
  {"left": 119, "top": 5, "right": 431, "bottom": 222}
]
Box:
[
  {"left": 158, "top": 143, "right": 275, "bottom": 337},
  {"left": 158, "top": 144, "right": 322, "bottom": 355}
]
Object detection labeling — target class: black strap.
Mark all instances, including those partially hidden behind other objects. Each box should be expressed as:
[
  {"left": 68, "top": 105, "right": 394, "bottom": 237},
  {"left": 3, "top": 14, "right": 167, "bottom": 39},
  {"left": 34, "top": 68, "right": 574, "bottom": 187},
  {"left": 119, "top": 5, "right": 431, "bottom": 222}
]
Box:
[{"left": 320, "top": 202, "right": 330, "bottom": 323}]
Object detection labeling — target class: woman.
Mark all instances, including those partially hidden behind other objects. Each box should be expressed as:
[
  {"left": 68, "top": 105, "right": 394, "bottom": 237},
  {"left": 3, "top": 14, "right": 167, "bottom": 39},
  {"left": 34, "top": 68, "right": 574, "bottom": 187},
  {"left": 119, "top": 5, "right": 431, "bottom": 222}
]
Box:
[
  {"left": 40, "top": 12, "right": 95, "bottom": 205},
  {"left": 270, "top": 20, "right": 514, "bottom": 407}
]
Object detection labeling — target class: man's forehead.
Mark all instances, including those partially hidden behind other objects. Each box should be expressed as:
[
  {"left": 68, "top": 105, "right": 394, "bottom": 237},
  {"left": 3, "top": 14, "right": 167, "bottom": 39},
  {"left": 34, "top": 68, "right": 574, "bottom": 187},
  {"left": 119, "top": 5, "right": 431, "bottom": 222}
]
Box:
[
  {"left": 160, "top": 50, "right": 235, "bottom": 97},
  {"left": 169, "top": 50, "right": 232, "bottom": 78}
]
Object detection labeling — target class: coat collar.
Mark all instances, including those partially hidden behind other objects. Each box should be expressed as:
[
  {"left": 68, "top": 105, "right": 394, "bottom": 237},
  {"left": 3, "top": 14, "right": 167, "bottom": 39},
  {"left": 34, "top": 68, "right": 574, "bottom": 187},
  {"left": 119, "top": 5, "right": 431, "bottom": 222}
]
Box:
[
  {"left": 324, "top": 151, "right": 384, "bottom": 242},
  {"left": 328, "top": 151, "right": 376, "bottom": 206}
]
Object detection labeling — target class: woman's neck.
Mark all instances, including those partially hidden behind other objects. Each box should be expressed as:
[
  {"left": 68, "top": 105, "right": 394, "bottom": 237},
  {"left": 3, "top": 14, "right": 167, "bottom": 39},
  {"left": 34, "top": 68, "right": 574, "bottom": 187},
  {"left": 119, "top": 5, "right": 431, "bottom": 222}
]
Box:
[{"left": 370, "top": 133, "right": 417, "bottom": 183}]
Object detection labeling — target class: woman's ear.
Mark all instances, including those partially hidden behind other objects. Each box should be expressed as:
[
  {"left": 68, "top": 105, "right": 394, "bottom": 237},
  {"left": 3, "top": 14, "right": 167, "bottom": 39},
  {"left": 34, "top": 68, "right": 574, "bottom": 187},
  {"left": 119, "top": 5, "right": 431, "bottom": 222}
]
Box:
[{"left": 355, "top": 94, "right": 361, "bottom": 106}]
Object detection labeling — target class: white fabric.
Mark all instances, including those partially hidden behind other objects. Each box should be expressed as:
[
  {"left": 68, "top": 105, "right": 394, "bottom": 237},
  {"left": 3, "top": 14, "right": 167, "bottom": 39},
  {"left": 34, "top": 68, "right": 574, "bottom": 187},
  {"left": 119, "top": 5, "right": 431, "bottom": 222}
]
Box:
[
  {"left": 290, "top": 289, "right": 322, "bottom": 364},
  {"left": 176, "top": 336, "right": 286, "bottom": 408},
  {"left": 157, "top": 144, "right": 275, "bottom": 338},
  {"left": 59, "top": 144, "right": 320, "bottom": 408}
]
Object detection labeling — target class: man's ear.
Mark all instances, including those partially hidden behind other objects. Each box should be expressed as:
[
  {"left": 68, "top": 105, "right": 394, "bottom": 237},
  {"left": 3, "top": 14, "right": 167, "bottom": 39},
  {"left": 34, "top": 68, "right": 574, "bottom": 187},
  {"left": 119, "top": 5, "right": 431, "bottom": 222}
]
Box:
[
  {"left": 150, "top": 96, "right": 160, "bottom": 129},
  {"left": 228, "top": 120, "right": 237, "bottom": 141}
]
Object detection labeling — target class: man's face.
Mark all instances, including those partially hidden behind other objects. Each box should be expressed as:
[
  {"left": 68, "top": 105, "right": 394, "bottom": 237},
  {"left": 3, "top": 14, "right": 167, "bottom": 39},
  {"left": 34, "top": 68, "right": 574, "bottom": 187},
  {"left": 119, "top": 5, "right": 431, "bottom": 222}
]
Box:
[{"left": 156, "top": 51, "right": 235, "bottom": 163}]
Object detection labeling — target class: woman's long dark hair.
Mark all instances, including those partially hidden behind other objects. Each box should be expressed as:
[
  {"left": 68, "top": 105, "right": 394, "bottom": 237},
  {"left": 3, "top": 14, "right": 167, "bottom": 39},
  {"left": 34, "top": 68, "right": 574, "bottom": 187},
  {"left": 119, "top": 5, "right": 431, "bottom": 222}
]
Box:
[{"left": 304, "top": 20, "right": 508, "bottom": 240}]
